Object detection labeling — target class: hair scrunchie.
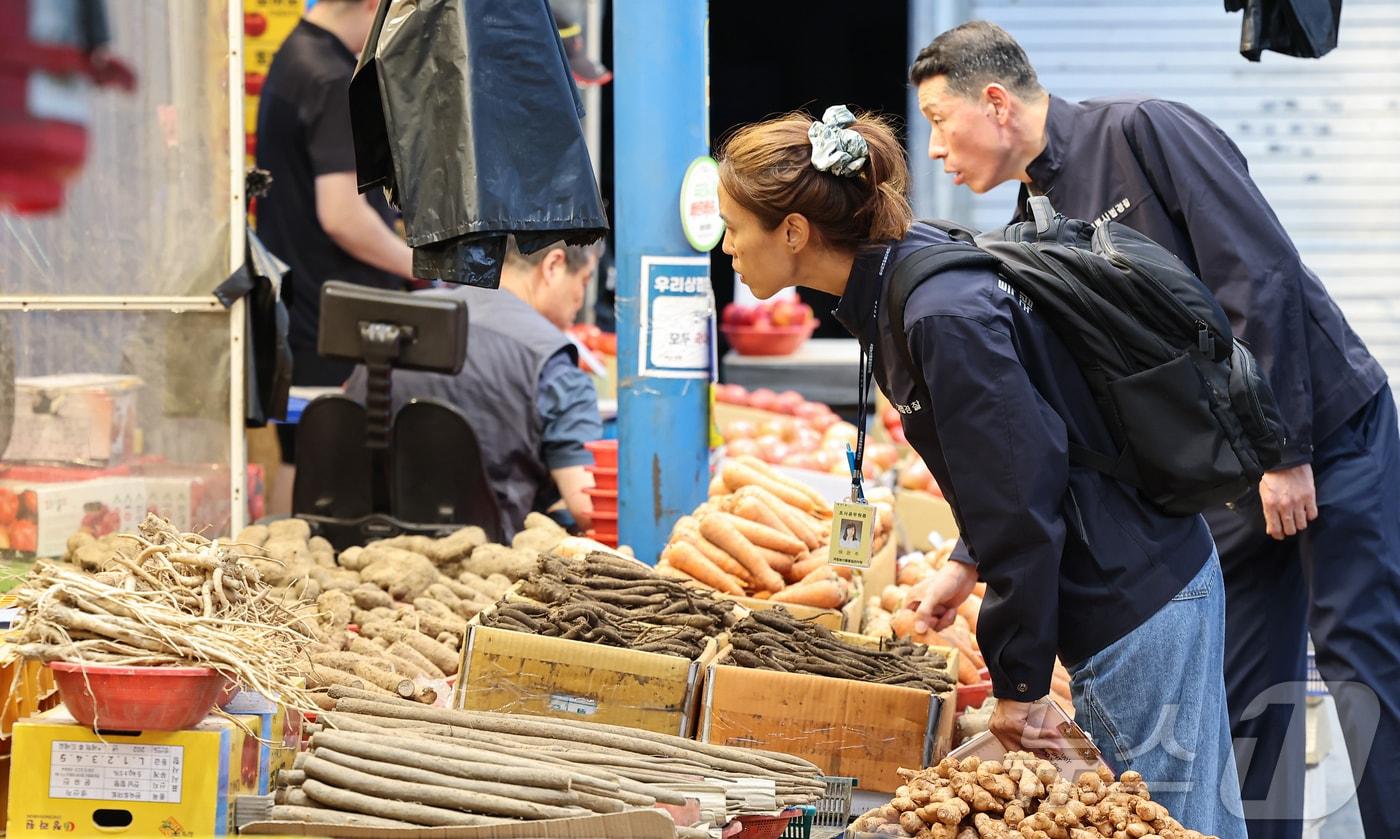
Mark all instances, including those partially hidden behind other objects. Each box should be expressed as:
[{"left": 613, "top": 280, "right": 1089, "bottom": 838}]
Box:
[{"left": 808, "top": 105, "right": 869, "bottom": 177}]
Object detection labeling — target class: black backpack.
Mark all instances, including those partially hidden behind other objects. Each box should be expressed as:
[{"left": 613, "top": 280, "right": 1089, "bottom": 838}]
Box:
[{"left": 886, "top": 196, "right": 1287, "bottom": 516}]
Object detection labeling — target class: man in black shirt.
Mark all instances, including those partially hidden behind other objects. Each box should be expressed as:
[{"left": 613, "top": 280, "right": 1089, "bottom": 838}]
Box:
[
  {"left": 255, "top": 0, "right": 412, "bottom": 387},
  {"left": 908, "top": 21, "right": 1399, "bottom": 839}
]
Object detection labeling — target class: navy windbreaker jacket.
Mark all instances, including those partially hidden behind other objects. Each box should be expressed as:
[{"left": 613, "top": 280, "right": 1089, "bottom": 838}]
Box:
[
  {"left": 1015, "top": 96, "right": 1387, "bottom": 465},
  {"left": 833, "top": 224, "right": 1214, "bottom": 701}
]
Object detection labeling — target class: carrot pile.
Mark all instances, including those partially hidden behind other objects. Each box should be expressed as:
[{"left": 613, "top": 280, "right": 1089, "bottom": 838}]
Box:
[
  {"left": 658, "top": 455, "right": 892, "bottom": 610},
  {"left": 864, "top": 543, "right": 1074, "bottom": 715}
]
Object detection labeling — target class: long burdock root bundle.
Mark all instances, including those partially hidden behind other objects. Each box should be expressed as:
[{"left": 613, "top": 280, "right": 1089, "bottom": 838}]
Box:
[
  {"left": 727, "top": 607, "right": 956, "bottom": 693},
  {"left": 8, "top": 514, "right": 317, "bottom": 709},
  {"left": 263, "top": 686, "right": 822, "bottom": 833},
  {"left": 482, "top": 552, "right": 739, "bottom": 658}
]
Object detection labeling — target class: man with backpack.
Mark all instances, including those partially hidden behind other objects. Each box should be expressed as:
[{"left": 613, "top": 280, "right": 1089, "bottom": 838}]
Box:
[{"left": 908, "top": 21, "right": 1400, "bottom": 839}]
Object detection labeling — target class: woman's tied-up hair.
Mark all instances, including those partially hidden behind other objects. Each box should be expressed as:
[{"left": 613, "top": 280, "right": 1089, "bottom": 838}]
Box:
[{"left": 717, "top": 105, "right": 912, "bottom": 252}]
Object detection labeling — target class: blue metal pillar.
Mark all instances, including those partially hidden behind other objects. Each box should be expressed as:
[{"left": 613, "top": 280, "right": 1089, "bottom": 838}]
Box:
[{"left": 613, "top": 0, "right": 710, "bottom": 564}]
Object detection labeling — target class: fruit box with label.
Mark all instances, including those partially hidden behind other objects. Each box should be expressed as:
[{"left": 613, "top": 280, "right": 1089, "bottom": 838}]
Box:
[
  {"left": 221, "top": 689, "right": 304, "bottom": 794},
  {"left": 2, "top": 374, "right": 142, "bottom": 467},
  {"left": 6, "top": 707, "right": 259, "bottom": 837},
  {"left": 0, "top": 476, "right": 147, "bottom": 558},
  {"left": 452, "top": 622, "right": 722, "bottom": 738}
]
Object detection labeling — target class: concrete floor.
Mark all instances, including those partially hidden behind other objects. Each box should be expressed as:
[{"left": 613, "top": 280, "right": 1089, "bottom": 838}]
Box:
[{"left": 1302, "top": 697, "right": 1364, "bottom": 838}]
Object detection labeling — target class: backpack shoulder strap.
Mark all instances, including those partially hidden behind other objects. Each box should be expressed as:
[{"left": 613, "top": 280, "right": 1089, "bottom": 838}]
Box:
[{"left": 885, "top": 241, "right": 1001, "bottom": 375}]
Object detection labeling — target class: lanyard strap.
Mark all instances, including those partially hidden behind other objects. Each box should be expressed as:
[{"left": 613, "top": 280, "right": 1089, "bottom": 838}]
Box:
[{"left": 847, "top": 245, "right": 894, "bottom": 503}]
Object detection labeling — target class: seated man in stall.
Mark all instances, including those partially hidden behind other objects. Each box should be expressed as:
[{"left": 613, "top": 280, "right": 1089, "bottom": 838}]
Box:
[{"left": 344, "top": 238, "right": 602, "bottom": 537}]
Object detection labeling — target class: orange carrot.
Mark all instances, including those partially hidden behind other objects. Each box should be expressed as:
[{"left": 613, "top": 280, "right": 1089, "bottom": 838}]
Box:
[
  {"left": 720, "top": 460, "right": 818, "bottom": 513},
  {"left": 700, "top": 513, "right": 785, "bottom": 593},
  {"left": 661, "top": 542, "right": 744, "bottom": 596},
  {"left": 708, "top": 473, "right": 728, "bottom": 497},
  {"left": 750, "top": 591, "right": 772, "bottom": 600},
  {"left": 957, "top": 594, "right": 982, "bottom": 634},
  {"left": 787, "top": 553, "right": 826, "bottom": 583},
  {"left": 672, "top": 517, "right": 751, "bottom": 583},
  {"left": 709, "top": 513, "right": 794, "bottom": 575},
  {"left": 799, "top": 563, "right": 837, "bottom": 585},
  {"left": 727, "top": 513, "right": 805, "bottom": 556},
  {"left": 734, "top": 495, "right": 797, "bottom": 539},
  {"left": 770, "top": 579, "right": 846, "bottom": 609},
  {"left": 734, "top": 455, "right": 828, "bottom": 511},
  {"left": 737, "top": 485, "right": 824, "bottom": 549}
]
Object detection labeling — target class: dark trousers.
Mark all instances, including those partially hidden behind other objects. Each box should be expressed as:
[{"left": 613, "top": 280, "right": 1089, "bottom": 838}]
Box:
[{"left": 1206, "top": 386, "right": 1400, "bottom": 839}]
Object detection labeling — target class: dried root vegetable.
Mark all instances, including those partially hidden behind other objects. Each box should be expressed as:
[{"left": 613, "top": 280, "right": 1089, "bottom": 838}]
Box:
[
  {"left": 725, "top": 607, "right": 953, "bottom": 693},
  {"left": 481, "top": 554, "right": 735, "bottom": 659},
  {"left": 13, "top": 515, "right": 317, "bottom": 711}
]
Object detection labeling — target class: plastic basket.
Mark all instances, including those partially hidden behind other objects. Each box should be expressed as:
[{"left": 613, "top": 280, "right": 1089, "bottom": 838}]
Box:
[
  {"left": 734, "top": 810, "right": 798, "bottom": 839},
  {"left": 781, "top": 776, "right": 855, "bottom": 838}
]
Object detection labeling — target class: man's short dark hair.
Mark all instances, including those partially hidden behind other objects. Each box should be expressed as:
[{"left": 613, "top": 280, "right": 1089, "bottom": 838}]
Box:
[
  {"left": 909, "top": 21, "right": 1043, "bottom": 100},
  {"left": 504, "top": 236, "right": 601, "bottom": 274}
]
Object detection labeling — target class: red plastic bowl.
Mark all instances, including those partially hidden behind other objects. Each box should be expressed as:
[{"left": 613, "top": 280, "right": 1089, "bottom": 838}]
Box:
[
  {"left": 50, "top": 662, "right": 228, "bottom": 731},
  {"left": 722, "top": 322, "right": 817, "bottom": 357},
  {"left": 584, "top": 486, "right": 618, "bottom": 515},
  {"left": 584, "top": 439, "right": 618, "bottom": 468},
  {"left": 586, "top": 529, "right": 618, "bottom": 547},
  {"left": 956, "top": 680, "right": 994, "bottom": 712},
  {"left": 734, "top": 810, "right": 799, "bottom": 839}
]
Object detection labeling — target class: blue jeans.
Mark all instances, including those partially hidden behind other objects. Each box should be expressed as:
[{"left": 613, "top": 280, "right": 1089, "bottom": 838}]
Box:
[{"left": 1066, "top": 551, "right": 1247, "bottom": 839}]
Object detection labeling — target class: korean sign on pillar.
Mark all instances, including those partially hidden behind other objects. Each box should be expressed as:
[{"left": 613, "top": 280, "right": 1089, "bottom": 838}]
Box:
[{"left": 638, "top": 256, "right": 713, "bottom": 379}]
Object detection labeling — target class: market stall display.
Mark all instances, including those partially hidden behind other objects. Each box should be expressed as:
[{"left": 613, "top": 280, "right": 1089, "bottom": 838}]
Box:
[
  {"left": 715, "top": 385, "right": 901, "bottom": 477},
  {"left": 267, "top": 687, "right": 826, "bottom": 834},
  {"left": 661, "top": 456, "right": 892, "bottom": 613},
  {"left": 218, "top": 513, "right": 617, "bottom": 703},
  {"left": 724, "top": 608, "right": 953, "bottom": 694},
  {"left": 482, "top": 552, "right": 733, "bottom": 659},
  {"left": 849, "top": 753, "right": 1220, "bottom": 839},
  {"left": 862, "top": 544, "right": 1074, "bottom": 719},
  {"left": 720, "top": 298, "right": 819, "bottom": 356},
  {"left": 5, "top": 514, "right": 315, "bottom": 721}
]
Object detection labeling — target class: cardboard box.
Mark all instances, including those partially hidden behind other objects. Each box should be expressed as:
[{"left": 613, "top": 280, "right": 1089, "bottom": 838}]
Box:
[
  {"left": 221, "top": 690, "right": 303, "bottom": 795},
  {"left": 893, "top": 489, "right": 959, "bottom": 553},
  {"left": 241, "top": 809, "right": 679, "bottom": 838},
  {"left": 0, "top": 476, "right": 147, "bottom": 558},
  {"left": 3, "top": 374, "right": 142, "bottom": 466},
  {"left": 6, "top": 707, "right": 257, "bottom": 837},
  {"left": 836, "top": 632, "right": 959, "bottom": 766},
  {"left": 699, "top": 660, "right": 945, "bottom": 793},
  {"left": 452, "top": 625, "right": 721, "bottom": 738}
]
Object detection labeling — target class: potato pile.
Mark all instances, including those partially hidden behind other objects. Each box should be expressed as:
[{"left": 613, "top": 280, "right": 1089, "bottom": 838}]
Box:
[
  {"left": 659, "top": 455, "right": 892, "bottom": 610},
  {"left": 851, "top": 754, "right": 1218, "bottom": 839},
  {"left": 223, "top": 513, "right": 603, "bottom": 703}
]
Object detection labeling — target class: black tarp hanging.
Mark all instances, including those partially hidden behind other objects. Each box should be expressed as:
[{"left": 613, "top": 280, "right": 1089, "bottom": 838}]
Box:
[
  {"left": 1225, "top": 0, "right": 1344, "bottom": 61},
  {"left": 215, "top": 228, "right": 293, "bottom": 427},
  {"left": 349, "top": 0, "right": 608, "bottom": 289}
]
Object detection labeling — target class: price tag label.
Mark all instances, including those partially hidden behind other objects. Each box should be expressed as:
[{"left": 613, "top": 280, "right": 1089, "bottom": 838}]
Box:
[{"left": 49, "top": 741, "right": 184, "bottom": 803}]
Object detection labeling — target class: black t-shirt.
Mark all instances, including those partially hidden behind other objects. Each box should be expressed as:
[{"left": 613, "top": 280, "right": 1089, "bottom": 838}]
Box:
[{"left": 254, "top": 19, "right": 403, "bottom": 385}]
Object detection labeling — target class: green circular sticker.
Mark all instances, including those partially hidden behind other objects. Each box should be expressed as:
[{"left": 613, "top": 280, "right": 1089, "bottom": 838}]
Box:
[{"left": 679, "top": 155, "right": 724, "bottom": 252}]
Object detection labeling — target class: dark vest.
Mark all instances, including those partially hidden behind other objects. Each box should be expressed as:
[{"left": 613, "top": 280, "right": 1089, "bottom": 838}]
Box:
[{"left": 345, "top": 286, "right": 571, "bottom": 537}]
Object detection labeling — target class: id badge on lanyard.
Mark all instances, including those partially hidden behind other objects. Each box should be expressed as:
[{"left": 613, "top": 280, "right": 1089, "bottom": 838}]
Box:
[{"left": 829, "top": 246, "right": 892, "bottom": 570}]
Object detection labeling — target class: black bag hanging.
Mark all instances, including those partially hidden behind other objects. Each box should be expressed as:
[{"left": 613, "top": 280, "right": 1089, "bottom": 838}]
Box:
[
  {"left": 886, "top": 197, "right": 1288, "bottom": 516},
  {"left": 349, "top": 0, "right": 608, "bottom": 288}
]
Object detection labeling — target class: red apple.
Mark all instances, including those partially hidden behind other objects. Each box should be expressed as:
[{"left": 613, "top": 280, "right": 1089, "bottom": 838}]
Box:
[
  {"left": 769, "top": 299, "right": 805, "bottom": 327},
  {"left": 722, "top": 302, "right": 756, "bottom": 326}
]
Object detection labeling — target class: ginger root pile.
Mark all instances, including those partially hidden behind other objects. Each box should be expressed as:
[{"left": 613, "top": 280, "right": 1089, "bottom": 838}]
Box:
[{"left": 850, "top": 753, "right": 1218, "bottom": 839}]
